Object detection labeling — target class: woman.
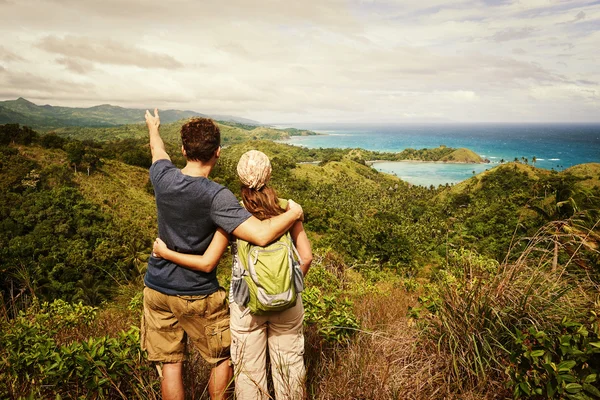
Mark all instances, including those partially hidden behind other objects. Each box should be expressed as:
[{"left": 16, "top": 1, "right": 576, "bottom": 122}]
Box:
[{"left": 153, "top": 150, "right": 313, "bottom": 400}]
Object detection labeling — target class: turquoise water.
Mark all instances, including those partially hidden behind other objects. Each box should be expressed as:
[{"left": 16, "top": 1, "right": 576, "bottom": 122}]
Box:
[
  {"left": 371, "top": 161, "right": 491, "bottom": 187},
  {"left": 281, "top": 123, "right": 600, "bottom": 186}
]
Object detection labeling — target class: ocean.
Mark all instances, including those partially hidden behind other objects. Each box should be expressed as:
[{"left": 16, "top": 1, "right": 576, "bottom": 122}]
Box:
[{"left": 280, "top": 123, "right": 600, "bottom": 187}]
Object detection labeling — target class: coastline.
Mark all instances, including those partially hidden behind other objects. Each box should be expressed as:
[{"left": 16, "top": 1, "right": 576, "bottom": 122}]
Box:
[{"left": 367, "top": 159, "right": 489, "bottom": 166}]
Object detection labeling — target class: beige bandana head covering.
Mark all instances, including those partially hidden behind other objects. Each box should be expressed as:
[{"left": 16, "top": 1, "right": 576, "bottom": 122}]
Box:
[{"left": 237, "top": 150, "right": 272, "bottom": 189}]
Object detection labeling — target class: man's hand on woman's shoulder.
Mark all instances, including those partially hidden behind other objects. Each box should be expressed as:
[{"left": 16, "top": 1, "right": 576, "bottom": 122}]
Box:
[{"left": 287, "top": 199, "right": 304, "bottom": 222}]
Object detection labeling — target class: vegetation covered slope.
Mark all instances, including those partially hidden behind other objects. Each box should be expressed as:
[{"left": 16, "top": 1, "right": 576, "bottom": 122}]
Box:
[
  {"left": 42, "top": 119, "right": 319, "bottom": 144},
  {"left": 0, "top": 98, "right": 260, "bottom": 128},
  {"left": 1, "top": 123, "right": 599, "bottom": 399},
  {"left": 438, "top": 147, "right": 483, "bottom": 163}
]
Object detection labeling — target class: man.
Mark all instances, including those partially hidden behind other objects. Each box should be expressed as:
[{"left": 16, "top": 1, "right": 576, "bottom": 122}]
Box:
[{"left": 141, "top": 109, "right": 304, "bottom": 400}]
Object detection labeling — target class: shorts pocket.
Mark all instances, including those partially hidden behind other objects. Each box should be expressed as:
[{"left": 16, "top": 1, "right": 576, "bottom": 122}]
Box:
[{"left": 205, "top": 317, "right": 231, "bottom": 358}]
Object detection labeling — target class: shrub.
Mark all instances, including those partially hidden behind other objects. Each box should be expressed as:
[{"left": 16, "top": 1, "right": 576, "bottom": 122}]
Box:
[
  {"left": 507, "top": 313, "right": 600, "bottom": 398},
  {"left": 302, "top": 286, "right": 360, "bottom": 343},
  {"left": 422, "top": 225, "right": 599, "bottom": 392},
  {"left": 0, "top": 299, "right": 158, "bottom": 399}
]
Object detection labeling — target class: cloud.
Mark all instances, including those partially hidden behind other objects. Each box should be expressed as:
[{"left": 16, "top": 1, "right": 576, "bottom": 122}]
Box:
[
  {"left": 0, "top": 0, "right": 599, "bottom": 122},
  {"left": 490, "top": 27, "right": 536, "bottom": 42},
  {"left": 56, "top": 57, "right": 95, "bottom": 74},
  {"left": 0, "top": 69, "right": 100, "bottom": 105},
  {"left": 577, "top": 79, "right": 597, "bottom": 85},
  {"left": 0, "top": 46, "right": 25, "bottom": 62},
  {"left": 38, "top": 35, "right": 184, "bottom": 69},
  {"left": 573, "top": 11, "right": 586, "bottom": 21},
  {"left": 556, "top": 10, "right": 588, "bottom": 25}
]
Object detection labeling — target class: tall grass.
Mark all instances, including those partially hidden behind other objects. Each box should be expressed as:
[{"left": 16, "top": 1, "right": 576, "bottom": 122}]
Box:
[{"left": 430, "top": 219, "right": 600, "bottom": 392}]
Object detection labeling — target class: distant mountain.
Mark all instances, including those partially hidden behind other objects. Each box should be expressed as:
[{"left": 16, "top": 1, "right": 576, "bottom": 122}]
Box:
[
  {"left": 0, "top": 98, "right": 260, "bottom": 128},
  {"left": 210, "top": 114, "right": 261, "bottom": 126}
]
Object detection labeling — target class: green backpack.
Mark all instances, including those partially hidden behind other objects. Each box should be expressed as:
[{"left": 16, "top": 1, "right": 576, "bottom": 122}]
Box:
[{"left": 235, "top": 232, "right": 304, "bottom": 315}]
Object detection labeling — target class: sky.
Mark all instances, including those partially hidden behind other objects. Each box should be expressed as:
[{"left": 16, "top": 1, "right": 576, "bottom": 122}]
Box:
[{"left": 0, "top": 0, "right": 599, "bottom": 124}]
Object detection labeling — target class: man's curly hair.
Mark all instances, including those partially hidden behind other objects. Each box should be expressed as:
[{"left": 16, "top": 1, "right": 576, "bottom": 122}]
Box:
[{"left": 180, "top": 118, "right": 221, "bottom": 162}]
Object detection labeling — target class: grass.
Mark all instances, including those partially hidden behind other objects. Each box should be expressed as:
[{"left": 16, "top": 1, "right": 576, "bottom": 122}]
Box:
[
  {"left": 428, "top": 219, "right": 600, "bottom": 394},
  {"left": 73, "top": 159, "right": 158, "bottom": 239}
]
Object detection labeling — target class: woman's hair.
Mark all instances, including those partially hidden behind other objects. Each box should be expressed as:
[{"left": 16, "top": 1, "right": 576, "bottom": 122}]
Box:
[{"left": 241, "top": 185, "right": 286, "bottom": 220}]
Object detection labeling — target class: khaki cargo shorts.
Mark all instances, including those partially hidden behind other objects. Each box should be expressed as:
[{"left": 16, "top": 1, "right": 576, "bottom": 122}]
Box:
[{"left": 141, "top": 286, "right": 231, "bottom": 365}]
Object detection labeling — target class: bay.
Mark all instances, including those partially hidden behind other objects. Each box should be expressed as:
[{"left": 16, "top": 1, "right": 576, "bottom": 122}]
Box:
[{"left": 280, "top": 123, "right": 600, "bottom": 186}]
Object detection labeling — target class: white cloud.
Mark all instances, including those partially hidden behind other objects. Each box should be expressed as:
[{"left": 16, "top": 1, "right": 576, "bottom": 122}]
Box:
[
  {"left": 56, "top": 57, "right": 94, "bottom": 74},
  {"left": 0, "top": 46, "right": 24, "bottom": 62},
  {"left": 38, "top": 35, "right": 184, "bottom": 69}
]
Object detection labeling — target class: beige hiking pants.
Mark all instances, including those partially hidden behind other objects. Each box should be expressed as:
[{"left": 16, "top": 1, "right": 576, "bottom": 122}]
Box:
[{"left": 230, "top": 297, "right": 305, "bottom": 400}]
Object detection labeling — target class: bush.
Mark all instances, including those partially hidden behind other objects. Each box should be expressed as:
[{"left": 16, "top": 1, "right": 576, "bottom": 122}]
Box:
[
  {"left": 507, "top": 313, "right": 600, "bottom": 398},
  {"left": 421, "top": 226, "right": 599, "bottom": 392},
  {"left": 302, "top": 286, "right": 360, "bottom": 343},
  {"left": 0, "top": 299, "right": 158, "bottom": 399}
]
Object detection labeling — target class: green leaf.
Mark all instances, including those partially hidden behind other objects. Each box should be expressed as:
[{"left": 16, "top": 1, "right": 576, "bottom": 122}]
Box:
[
  {"left": 583, "top": 383, "right": 600, "bottom": 397},
  {"left": 531, "top": 350, "right": 545, "bottom": 357},
  {"left": 558, "top": 360, "right": 577, "bottom": 372},
  {"left": 589, "top": 342, "right": 600, "bottom": 349},
  {"left": 519, "top": 382, "right": 531, "bottom": 395},
  {"left": 565, "top": 383, "right": 583, "bottom": 394},
  {"left": 561, "top": 335, "right": 573, "bottom": 345},
  {"left": 584, "top": 374, "right": 597, "bottom": 384},
  {"left": 543, "top": 363, "right": 555, "bottom": 375}
]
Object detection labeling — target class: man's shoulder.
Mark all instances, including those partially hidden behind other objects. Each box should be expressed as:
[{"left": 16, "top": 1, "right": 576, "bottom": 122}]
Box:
[
  {"left": 150, "top": 159, "right": 176, "bottom": 179},
  {"left": 203, "top": 178, "right": 229, "bottom": 196},
  {"left": 151, "top": 158, "right": 174, "bottom": 170}
]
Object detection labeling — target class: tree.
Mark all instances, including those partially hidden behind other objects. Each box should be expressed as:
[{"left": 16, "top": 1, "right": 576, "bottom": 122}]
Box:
[
  {"left": 82, "top": 152, "right": 100, "bottom": 176},
  {"left": 65, "top": 141, "right": 85, "bottom": 172},
  {"left": 40, "top": 133, "right": 66, "bottom": 149}
]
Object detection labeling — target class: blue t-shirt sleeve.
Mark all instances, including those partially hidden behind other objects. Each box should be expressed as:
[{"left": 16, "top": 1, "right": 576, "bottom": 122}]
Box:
[
  {"left": 149, "top": 159, "right": 175, "bottom": 187},
  {"left": 210, "top": 189, "right": 252, "bottom": 234}
]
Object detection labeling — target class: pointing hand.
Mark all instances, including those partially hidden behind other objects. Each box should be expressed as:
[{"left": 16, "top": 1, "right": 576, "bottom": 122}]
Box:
[{"left": 145, "top": 108, "right": 160, "bottom": 130}]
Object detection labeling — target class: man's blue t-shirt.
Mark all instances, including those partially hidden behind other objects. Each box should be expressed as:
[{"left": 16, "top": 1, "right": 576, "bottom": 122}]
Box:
[{"left": 144, "top": 159, "right": 252, "bottom": 295}]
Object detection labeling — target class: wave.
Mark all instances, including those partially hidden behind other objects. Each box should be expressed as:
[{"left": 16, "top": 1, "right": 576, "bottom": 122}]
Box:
[{"left": 549, "top": 158, "right": 561, "bottom": 161}]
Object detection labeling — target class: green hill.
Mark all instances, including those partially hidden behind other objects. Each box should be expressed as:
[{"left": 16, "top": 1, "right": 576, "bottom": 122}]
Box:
[
  {"left": 47, "top": 120, "right": 318, "bottom": 145},
  {"left": 0, "top": 98, "right": 259, "bottom": 128},
  {"left": 438, "top": 147, "right": 483, "bottom": 163},
  {"left": 564, "top": 162, "right": 600, "bottom": 189}
]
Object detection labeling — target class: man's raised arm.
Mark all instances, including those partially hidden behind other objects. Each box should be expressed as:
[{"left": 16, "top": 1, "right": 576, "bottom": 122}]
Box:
[
  {"left": 233, "top": 200, "right": 304, "bottom": 246},
  {"left": 145, "top": 108, "right": 170, "bottom": 163}
]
